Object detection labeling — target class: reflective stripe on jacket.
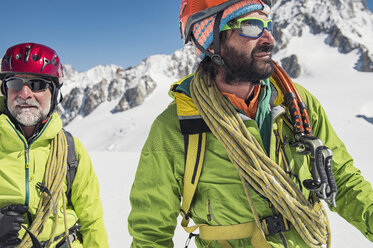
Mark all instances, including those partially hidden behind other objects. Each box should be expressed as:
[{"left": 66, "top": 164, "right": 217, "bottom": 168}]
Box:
[
  {"left": 128, "top": 76, "right": 373, "bottom": 247},
  {"left": 0, "top": 111, "right": 109, "bottom": 248}
]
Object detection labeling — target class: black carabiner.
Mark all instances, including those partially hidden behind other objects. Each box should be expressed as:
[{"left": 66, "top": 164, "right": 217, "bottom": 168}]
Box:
[{"left": 184, "top": 233, "right": 197, "bottom": 248}]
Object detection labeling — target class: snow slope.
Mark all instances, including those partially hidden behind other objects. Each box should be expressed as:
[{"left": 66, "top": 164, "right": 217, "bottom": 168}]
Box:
[{"left": 66, "top": 29, "right": 373, "bottom": 247}]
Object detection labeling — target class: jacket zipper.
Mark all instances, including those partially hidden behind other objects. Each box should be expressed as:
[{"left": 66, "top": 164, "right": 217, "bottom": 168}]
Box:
[
  {"left": 6, "top": 116, "right": 53, "bottom": 224},
  {"left": 206, "top": 199, "right": 222, "bottom": 225},
  {"left": 25, "top": 146, "right": 33, "bottom": 224},
  {"left": 7, "top": 121, "right": 32, "bottom": 224}
]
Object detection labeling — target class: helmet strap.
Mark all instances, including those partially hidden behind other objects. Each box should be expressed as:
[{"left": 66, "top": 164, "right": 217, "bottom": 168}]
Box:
[
  {"left": 212, "top": 11, "right": 224, "bottom": 65},
  {"left": 191, "top": 10, "right": 234, "bottom": 75},
  {"left": 48, "top": 84, "right": 62, "bottom": 117}
]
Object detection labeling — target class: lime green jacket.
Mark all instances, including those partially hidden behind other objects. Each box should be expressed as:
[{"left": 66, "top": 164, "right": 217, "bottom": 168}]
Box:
[
  {"left": 128, "top": 76, "right": 373, "bottom": 247},
  {"left": 0, "top": 107, "right": 109, "bottom": 247}
]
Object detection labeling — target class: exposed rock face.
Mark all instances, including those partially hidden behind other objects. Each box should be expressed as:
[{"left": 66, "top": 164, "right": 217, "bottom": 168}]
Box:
[
  {"left": 272, "top": 0, "right": 373, "bottom": 72},
  {"left": 58, "top": 45, "right": 199, "bottom": 125},
  {"left": 112, "top": 75, "right": 156, "bottom": 113},
  {"left": 281, "top": 55, "right": 301, "bottom": 78},
  {"left": 82, "top": 79, "right": 108, "bottom": 116}
]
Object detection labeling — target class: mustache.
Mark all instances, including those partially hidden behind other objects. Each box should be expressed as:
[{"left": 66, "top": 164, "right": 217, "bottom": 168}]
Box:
[
  {"left": 252, "top": 44, "right": 274, "bottom": 55},
  {"left": 14, "top": 98, "right": 40, "bottom": 108}
]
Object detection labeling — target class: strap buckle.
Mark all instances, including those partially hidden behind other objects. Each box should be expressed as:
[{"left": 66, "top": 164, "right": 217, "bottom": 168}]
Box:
[{"left": 260, "top": 214, "right": 290, "bottom": 236}]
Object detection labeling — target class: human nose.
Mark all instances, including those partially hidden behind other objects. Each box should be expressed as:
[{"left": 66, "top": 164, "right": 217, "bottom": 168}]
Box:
[
  {"left": 259, "top": 29, "right": 275, "bottom": 46},
  {"left": 17, "top": 84, "right": 34, "bottom": 99}
]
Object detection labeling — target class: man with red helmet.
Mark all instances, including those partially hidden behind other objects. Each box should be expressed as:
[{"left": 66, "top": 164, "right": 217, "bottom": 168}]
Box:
[
  {"left": 0, "top": 43, "right": 109, "bottom": 247},
  {"left": 129, "top": 0, "right": 373, "bottom": 247}
]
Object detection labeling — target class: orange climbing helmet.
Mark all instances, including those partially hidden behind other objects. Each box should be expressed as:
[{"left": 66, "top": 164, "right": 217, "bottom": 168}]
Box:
[{"left": 179, "top": 0, "right": 272, "bottom": 59}]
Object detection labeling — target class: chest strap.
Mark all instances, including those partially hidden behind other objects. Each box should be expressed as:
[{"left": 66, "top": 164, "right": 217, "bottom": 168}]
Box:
[{"left": 183, "top": 220, "right": 274, "bottom": 248}]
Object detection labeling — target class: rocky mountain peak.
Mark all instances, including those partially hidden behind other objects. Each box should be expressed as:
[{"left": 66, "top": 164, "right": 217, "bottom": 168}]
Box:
[
  {"left": 58, "top": 1, "right": 373, "bottom": 125},
  {"left": 57, "top": 45, "right": 199, "bottom": 125},
  {"left": 272, "top": 0, "right": 373, "bottom": 72}
]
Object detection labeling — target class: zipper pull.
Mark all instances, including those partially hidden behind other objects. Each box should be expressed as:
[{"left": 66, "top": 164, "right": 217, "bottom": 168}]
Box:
[
  {"left": 206, "top": 199, "right": 211, "bottom": 221},
  {"left": 25, "top": 148, "right": 30, "bottom": 168}
]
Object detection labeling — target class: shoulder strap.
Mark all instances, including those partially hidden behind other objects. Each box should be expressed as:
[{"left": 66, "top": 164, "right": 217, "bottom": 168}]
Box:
[
  {"left": 171, "top": 76, "right": 209, "bottom": 229},
  {"left": 180, "top": 132, "right": 207, "bottom": 229},
  {"left": 63, "top": 130, "right": 78, "bottom": 206}
]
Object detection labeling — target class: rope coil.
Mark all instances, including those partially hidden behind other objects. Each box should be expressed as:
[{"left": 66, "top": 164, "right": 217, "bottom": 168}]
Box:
[{"left": 190, "top": 71, "right": 331, "bottom": 248}]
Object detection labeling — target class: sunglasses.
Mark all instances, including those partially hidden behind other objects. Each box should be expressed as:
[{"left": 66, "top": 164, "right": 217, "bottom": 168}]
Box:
[
  {"left": 221, "top": 17, "right": 273, "bottom": 38},
  {"left": 5, "top": 77, "right": 52, "bottom": 92}
]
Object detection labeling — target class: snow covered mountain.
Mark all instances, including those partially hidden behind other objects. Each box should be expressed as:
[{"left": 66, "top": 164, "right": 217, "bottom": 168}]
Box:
[
  {"left": 59, "top": 0, "right": 373, "bottom": 125},
  {"left": 57, "top": 45, "right": 199, "bottom": 125},
  {"left": 272, "top": 0, "right": 373, "bottom": 74}
]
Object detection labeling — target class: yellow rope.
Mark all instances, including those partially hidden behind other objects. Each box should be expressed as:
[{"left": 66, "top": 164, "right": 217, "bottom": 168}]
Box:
[
  {"left": 19, "top": 130, "right": 72, "bottom": 248},
  {"left": 190, "top": 71, "right": 331, "bottom": 248}
]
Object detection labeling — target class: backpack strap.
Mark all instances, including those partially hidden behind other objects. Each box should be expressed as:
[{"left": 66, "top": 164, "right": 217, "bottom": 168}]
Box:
[
  {"left": 63, "top": 130, "right": 78, "bottom": 206},
  {"left": 170, "top": 76, "right": 211, "bottom": 235},
  {"left": 180, "top": 132, "right": 207, "bottom": 227}
]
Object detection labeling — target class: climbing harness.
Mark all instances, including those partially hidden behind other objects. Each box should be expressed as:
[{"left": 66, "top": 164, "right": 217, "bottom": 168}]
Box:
[
  {"left": 173, "top": 61, "right": 338, "bottom": 247},
  {"left": 19, "top": 130, "right": 79, "bottom": 248}
]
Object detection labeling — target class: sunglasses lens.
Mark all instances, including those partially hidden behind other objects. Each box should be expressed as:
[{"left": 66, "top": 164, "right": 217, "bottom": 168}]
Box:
[
  {"left": 28, "top": 79, "right": 50, "bottom": 92},
  {"left": 240, "top": 19, "right": 265, "bottom": 37},
  {"left": 5, "top": 78, "right": 24, "bottom": 91},
  {"left": 5, "top": 78, "right": 50, "bottom": 92}
]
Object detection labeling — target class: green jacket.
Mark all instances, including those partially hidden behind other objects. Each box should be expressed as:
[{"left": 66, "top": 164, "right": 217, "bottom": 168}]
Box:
[
  {"left": 0, "top": 106, "right": 109, "bottom": 247},
  {"left": 128, "top": 75, "right": 373, "bottom": 247}
]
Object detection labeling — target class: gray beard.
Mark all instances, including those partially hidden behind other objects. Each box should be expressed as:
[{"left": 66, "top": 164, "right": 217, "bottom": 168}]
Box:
[{"left": 8, "top": 98, "right": 50, "bottom": 126}]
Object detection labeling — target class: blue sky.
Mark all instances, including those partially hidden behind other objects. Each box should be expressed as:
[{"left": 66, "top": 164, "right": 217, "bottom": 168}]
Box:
[
  {"left": 1, "top": 0, "right": 373, "bottom": 72},
  {"left": 0, "top": 0, "right": 182, "bottom": 72}
]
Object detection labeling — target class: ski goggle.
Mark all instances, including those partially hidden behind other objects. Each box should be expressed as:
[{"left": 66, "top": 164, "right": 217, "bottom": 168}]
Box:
[
  {"left": 4, "top": 77, "right": 52, "bottom": 92},
  {"left": 221, "top": 17, "right": 273, "bottom": 38}
]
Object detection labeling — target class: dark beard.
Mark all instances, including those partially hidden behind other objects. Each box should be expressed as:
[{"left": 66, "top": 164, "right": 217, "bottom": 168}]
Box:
[{"left": 221, "top": 43, "right": 274, "bottom": 85}]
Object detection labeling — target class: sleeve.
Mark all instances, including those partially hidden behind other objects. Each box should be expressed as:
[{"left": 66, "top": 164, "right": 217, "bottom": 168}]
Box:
[
  {"left": 296, "top": 83, "right": 373, "bottom": 241},
  {"left": 70, "top": 138, "right": 109, "bottom": 247},
  {"left": 128, "top": 107, "right": 184, "bottom": 247}
]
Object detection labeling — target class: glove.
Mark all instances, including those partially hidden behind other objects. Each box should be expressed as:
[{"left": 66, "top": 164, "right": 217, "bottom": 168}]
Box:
[{"left": 0, "top": 204, "right": 28, "bottom": 248}]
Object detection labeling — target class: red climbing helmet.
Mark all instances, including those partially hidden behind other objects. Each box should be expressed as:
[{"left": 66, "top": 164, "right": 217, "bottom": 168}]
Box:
[
  {"left": 0, "top": 42, "right": 63, "bottom": 88},
  {"left": 0, "top": 43, "right": 64, "bottom": 110}
]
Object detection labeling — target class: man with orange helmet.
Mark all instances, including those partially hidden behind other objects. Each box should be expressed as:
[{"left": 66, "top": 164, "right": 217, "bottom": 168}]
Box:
[
  {"left": 129, "top": 0, "right": 373, "bottom": 247},
  {"left": 0, "top": 43, "right": 109, "bottom": 248}
]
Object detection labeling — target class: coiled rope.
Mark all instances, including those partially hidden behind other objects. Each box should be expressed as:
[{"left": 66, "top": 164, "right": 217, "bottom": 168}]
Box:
[
  {"left": 190, "top": 71, "right": 331, "bottom": 248},
  {"left": 19, "top": 130, "right": 71, "bottom": 248}
]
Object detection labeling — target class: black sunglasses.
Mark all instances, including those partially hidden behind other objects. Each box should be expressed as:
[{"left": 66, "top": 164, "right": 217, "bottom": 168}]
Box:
[{"left": 5, "top": 77, "right": 52, "bottom": 92}]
